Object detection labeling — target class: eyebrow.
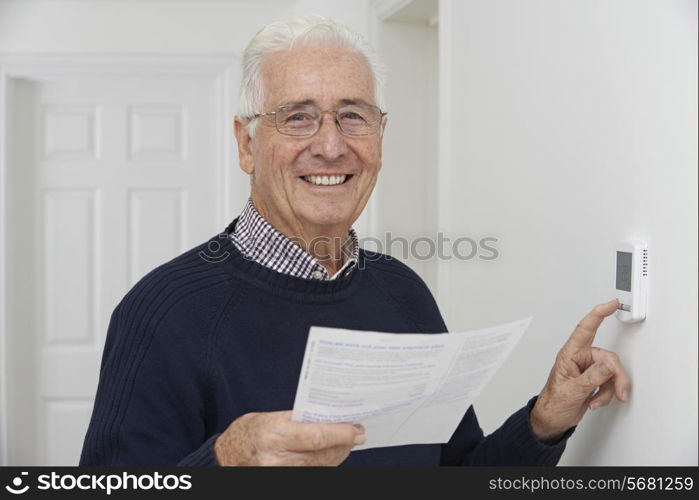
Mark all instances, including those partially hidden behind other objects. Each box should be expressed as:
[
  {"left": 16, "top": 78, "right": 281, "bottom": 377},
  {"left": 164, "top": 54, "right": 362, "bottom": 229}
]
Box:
[{"left": 282, "top": 98, "right": 372, "bottom": 107}]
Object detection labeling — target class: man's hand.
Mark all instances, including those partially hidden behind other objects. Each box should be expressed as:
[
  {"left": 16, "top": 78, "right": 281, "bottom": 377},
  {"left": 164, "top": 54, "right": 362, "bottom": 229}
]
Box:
[
  {"left": 530, "top": 298, "right": 631, "bottom": 443},
  {"left": 213, "top": 410, "right": 366, "bottom": 466}
]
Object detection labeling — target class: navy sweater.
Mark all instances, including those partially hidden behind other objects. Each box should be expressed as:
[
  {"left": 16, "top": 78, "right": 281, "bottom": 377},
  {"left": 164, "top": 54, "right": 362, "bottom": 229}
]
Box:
[{"left": 80, "top": 218, "right": 571, "bottom": 466}]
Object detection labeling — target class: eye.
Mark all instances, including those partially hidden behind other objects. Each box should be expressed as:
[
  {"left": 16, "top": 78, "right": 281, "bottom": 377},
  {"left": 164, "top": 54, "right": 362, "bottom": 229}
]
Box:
[
  {"left": 280, "top": 109, "right": 318, "bottom": 130},
  {"left": 339, "top": 111, "right": 367, "bottom": 123},
  {"left": 286, "top": 112, "right": 313, "bottom": 122}
]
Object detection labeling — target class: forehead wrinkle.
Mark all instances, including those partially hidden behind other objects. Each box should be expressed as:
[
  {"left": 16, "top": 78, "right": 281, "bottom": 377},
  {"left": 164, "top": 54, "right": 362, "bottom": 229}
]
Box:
[
  {"left": 259, "top": 46, "right": 375, "bottom": 111},
  {"left": 278, "top": 97, "right": 375, "bottom": 108}
]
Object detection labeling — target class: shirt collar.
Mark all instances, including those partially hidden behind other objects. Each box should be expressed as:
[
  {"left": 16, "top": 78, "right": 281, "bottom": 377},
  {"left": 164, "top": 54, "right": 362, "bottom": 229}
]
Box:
[{"left": 230, "top": 198, "right": 359, "bottom": 281}]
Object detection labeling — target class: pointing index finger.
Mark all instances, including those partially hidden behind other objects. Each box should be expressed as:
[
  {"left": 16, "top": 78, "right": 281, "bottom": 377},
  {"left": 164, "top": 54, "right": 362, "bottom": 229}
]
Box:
[{"left": 566, "top": 299, "right": 619, "bottom": 350}]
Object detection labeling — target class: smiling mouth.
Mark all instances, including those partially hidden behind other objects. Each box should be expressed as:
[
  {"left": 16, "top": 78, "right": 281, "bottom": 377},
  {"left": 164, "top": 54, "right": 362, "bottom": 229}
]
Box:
[{"left": 300, "top": 174, "right": 353, "bottom": 186}]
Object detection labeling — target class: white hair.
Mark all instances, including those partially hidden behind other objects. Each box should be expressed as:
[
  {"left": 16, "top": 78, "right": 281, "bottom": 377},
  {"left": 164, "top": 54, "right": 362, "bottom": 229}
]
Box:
[{"left": 238, "top": 14, "right": 387, "bottom": 137}]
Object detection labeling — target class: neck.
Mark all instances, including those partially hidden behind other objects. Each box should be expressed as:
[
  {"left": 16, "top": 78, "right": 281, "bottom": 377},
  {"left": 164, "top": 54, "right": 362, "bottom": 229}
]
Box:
[{"left": 250, "top": 195, "right": 351, "bottom": 276}]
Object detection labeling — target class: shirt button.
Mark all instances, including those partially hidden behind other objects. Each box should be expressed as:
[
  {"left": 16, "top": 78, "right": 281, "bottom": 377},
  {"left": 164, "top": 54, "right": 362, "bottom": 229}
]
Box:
[{"left": 311, "top": 270, "right": 324, "bottom": 280}]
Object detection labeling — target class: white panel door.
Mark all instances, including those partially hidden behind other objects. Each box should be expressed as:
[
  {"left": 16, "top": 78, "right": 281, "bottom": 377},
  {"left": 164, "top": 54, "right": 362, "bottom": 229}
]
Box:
[{"left": 5, "top": 72, "right": 226, "bottom": 465}]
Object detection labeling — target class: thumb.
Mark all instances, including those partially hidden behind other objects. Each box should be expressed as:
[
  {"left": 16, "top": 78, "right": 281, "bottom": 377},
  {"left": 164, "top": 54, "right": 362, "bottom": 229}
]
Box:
[{"left": 578, "top": 361, "right": 614, "bottom": 394}]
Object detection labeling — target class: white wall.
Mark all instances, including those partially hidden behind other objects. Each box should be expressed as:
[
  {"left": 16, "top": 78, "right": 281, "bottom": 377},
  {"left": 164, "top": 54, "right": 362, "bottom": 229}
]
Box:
[
  {"left": 438, "top": 0, "right": 697, "bottom": 465},
  {"left": 372, "top": 18, "right": 438, "bottom": 287},
  {"left": 294, "top": 0, "right": 369, "bottom": 36},
  {"left": 0, "top": 0, "right": 294, "bottom": 54}
]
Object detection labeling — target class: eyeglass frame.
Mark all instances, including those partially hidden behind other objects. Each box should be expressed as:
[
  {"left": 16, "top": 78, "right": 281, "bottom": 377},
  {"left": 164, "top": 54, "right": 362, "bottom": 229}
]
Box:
[{"left": 248, "top": 102, "right": 388, "bottom": 137}]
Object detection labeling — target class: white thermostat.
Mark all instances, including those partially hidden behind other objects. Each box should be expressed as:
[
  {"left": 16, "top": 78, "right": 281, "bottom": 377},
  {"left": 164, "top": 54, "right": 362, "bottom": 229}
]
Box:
[{"left": 614, "top": 239, "right": 648, "bottom": 323}]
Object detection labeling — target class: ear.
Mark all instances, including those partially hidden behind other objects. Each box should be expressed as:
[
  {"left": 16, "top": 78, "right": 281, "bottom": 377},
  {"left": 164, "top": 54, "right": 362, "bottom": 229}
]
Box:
[
  {"left": 377, "top": 115, "right": 388, "bottom": 172},
  {"left": 234, "top": 116, "right": 254, "bottom": 175},
  {"left": 379, "top": 114, "right": 388, "bottom": 138}
]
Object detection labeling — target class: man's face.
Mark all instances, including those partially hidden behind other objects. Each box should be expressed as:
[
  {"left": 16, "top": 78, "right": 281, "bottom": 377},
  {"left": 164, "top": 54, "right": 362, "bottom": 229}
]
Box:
[{"left": 235, "top": 44, "right": 385, "bottom": 237}]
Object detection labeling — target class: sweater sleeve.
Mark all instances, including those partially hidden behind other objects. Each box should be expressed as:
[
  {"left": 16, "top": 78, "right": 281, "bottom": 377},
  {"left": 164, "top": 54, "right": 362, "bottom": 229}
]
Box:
[
  {"left": 177, "top": 433, "right": 221, "bottom": 466},
  {"left": 79, "top": 265, "right": 229, "bottom": 466},
  {"left": 440, "top": 396, "right": 575, "bottom": 466}
]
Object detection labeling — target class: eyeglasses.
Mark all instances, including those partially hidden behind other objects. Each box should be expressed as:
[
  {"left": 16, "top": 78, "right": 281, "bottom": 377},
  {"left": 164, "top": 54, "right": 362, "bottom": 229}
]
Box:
[{"left": 251, "top": 102, "right": 387, "bottom": 137}]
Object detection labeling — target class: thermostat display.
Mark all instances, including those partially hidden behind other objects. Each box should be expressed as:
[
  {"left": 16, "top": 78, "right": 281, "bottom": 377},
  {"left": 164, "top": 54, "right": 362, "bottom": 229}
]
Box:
[
  {"left": 614, "top": 240, "right": 648, "bottom": 323},
  {"left": 615, "top": 251, "right": 632, "bottom": 292}
]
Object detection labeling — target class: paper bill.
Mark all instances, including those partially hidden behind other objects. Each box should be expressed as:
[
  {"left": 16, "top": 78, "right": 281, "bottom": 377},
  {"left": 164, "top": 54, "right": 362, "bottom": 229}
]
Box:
[{"left": 291, "top": 317, "right": 532, "bottom": 450}]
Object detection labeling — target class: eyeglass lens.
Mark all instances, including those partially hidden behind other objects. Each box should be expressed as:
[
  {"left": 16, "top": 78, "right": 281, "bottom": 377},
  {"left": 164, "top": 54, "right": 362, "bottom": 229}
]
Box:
[{"left": 275, "top": 103, "right": 382, "bottom": 136}]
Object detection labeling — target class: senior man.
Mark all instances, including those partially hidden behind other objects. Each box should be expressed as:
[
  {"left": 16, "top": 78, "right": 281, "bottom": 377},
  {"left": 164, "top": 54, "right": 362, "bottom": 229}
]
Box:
[{"left": 80, "top": 16, "right": 630, "bottom": 466}]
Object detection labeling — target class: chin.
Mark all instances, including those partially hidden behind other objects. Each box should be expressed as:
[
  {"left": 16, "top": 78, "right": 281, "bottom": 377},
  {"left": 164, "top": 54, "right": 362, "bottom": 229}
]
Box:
[
  {"left": 301, "top": 206, "right": 352, "bottom": 228},
  {"left": 307, "top": 214, "right": 349, "bottom": 228}
]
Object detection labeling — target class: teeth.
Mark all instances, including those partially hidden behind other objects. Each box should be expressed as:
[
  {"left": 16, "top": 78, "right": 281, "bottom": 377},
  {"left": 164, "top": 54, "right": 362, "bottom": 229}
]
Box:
[{"left": 303, "top": 175, "right": 347, "bottom": 186}]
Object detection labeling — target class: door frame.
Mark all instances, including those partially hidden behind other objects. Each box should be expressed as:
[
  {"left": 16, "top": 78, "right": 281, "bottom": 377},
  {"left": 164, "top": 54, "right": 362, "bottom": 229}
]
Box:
[
  {"left": 0, "top": 54, "right": 238, "bottom": 465},
  {"left": 368, "top": 0, "right": 452, "bottom": 310}
]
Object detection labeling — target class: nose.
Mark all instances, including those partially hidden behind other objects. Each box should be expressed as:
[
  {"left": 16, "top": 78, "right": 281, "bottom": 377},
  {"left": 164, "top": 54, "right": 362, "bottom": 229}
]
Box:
[{"left": 308, "top": 111, "right": 348, "bottom": 161}]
